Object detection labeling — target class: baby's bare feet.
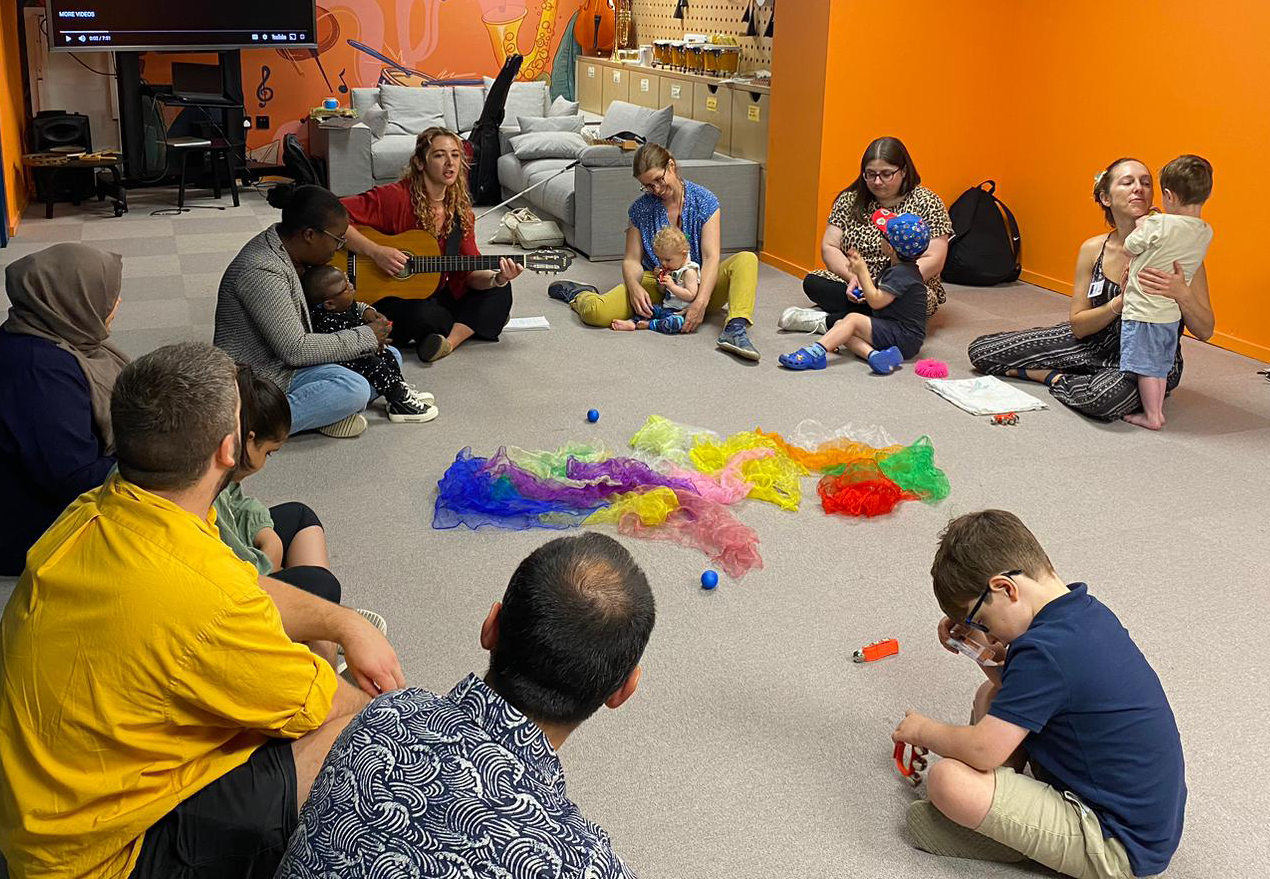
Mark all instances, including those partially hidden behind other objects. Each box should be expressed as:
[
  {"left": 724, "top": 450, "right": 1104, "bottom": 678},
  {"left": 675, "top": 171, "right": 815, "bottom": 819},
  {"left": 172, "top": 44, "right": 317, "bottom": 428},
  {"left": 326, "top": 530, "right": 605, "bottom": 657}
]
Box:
[{"left": 611, "top": 319, "right": 637, "bottom": 332}]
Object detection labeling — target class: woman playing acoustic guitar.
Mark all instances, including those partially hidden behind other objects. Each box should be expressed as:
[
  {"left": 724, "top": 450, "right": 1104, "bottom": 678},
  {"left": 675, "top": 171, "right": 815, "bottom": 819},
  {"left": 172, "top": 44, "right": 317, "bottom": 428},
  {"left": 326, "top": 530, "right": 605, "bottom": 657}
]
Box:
[{"left": 342, "top": 127, "right": 524, "bottom": 363}]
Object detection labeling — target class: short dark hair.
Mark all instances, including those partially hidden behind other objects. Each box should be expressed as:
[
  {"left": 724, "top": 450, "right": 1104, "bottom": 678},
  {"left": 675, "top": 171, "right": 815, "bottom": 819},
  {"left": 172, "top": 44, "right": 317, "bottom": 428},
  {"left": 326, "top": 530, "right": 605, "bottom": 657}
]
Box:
[
  {"left": 844, "top": 136, "right": 920, "bottom": 224},
  {"left": 1160, "top": 154, "right": 1212, "bottom": 206},
  {"left": 300, "top": 264, "right": 346, "bottom": 307},
  {"left": 270, "top": 183, "right": 348, "bottom": 237},
  {"left": 931, "top": 510, "right": 1056, "bottom": 622},
  {"left": 488, "top": 533, "right": 655, "bottom": 725},
  {"left": 236, "top": 363, "right": 290, "bottom": 443},
  {"left": 111, "top": 343, "right": 238, "bottom": 491}
]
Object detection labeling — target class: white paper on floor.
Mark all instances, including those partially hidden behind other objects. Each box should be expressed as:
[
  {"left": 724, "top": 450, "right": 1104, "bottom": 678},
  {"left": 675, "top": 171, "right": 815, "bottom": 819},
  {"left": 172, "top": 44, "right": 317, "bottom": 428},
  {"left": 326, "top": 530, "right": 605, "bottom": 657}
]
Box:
[
  {"left": 926, "top": 376, "right": 1048, "bottom": 416},
  {"left": 504, "top": 316, "right": 550, "bottom": 331}
]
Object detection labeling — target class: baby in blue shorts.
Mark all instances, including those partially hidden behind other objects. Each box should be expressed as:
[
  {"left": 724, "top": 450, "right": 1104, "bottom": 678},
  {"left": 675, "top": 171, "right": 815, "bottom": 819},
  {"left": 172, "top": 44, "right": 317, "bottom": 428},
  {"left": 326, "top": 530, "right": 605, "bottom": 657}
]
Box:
[{"left": 1119, "top": 155, "right": 1213, "bottom": 431}]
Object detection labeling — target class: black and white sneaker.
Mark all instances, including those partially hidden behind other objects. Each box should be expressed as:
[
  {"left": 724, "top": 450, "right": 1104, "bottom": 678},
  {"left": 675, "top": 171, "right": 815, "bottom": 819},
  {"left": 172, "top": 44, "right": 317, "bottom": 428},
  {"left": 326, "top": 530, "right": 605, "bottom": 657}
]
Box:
[
  {"left": 387, "top": 397, "right": 439, "bottom": 423},
  {"left": 405, "top": 386, "right": 435, "bottom": 406}
]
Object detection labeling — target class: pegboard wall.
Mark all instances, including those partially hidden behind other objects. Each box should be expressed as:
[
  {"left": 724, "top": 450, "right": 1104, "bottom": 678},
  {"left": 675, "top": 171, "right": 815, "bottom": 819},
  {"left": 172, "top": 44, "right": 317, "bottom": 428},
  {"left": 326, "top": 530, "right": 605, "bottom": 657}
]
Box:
[{"left": 630, "top": 1, "right": 774, "bottom": 73}]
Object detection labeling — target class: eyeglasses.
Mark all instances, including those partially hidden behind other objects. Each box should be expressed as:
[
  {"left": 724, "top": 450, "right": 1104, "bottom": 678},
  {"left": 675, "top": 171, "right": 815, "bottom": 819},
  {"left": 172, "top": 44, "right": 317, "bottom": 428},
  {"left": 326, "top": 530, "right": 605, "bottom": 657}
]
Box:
[
  {"left": 641, "top": 169, "right": 671, "bottom": 194},
  {"left": 963, "top": 569, "right": 1022, "bottom": 634},
  {"left": 863, "top": 168, "right": 901, "bottom": 183},
  {"left": 312, "top": 227, "right": 347, "bottom": 251}
]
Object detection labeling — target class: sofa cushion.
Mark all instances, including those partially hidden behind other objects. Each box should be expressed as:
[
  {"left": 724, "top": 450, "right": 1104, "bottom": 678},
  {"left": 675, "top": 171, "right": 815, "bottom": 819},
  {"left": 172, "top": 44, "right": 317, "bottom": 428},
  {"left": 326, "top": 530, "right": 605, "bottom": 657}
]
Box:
[
  {"left": 548, "top": 95, "right": 580, "bottom": 117},
  {"left": 598, "top": 101, "right": 673, "bottom": 147},
  {"left": 362, "top": 107, "right": 389, "bottom": 138},
  {"left": 517, "top": 115, "right": 585, "bottom": 134},
  {"left": 484, "top": 77, "right": 549, "bottom": 120},
  {"left": 453, "top": 85, "right": 485, "bottom": 133},
  {"left": 668, "top": 118, "right": 721, "bottom": 160},
  {"left": 510, "top": 131, "right": 587, "bottom": 161},
  {"left": 380, "top": 85, "right": 448, "bottom": 136},
  {"left": 535, "top": 172, "right": 576, "bottom": 225},
  {"left": 371, "top": 134, "right": 416, "bottom": 180},
  {"left": 497, "top": 153, "right": 526, "bottom": 192},
  {"left": 350, "top": 88, "right": 380, "bottom": 114}
]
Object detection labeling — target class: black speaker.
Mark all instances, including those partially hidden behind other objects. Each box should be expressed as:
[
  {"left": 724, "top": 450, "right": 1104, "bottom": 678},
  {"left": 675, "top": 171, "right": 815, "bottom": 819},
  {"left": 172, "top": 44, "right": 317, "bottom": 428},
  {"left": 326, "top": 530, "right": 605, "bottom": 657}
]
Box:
[
  {"left": 32, "top": 111, "right": 95, "bottom": 204},
  {"left": 32, "top": 111, "right": 92, "bottom": 152}
]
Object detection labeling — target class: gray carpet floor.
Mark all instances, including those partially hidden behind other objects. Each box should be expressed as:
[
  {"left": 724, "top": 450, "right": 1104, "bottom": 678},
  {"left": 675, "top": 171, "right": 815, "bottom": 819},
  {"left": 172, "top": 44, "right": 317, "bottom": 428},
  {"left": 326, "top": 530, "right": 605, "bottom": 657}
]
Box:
[{"left": 2, "top": 187, "right": 1268, "bottom": 878}]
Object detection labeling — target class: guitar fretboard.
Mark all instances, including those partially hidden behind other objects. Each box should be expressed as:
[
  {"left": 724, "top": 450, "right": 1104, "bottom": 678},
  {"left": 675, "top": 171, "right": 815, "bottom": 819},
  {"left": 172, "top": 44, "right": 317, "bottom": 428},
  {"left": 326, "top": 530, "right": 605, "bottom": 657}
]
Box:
[{"left": 406, "top": 256, "right": 525, "bottom": 272}]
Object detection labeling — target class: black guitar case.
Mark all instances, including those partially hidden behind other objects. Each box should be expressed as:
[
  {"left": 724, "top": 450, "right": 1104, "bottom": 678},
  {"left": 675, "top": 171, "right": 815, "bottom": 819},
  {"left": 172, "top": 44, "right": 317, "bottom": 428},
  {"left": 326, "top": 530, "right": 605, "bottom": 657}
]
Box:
[{"left": 468, "top": 54, "right": 524, "bottom": 205}]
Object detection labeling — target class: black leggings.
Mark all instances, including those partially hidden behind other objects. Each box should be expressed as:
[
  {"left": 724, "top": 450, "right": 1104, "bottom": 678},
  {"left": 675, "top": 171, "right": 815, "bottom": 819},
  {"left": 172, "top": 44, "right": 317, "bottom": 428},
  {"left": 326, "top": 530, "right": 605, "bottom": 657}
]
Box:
[
  {"left": 802, "top": 273, "right": 873, "bottom": 329},
  {"left": 266, "top": 502, "right": 340, "bottom": 604},
  {"left": 376, "top": 283, "right": 513, "bottom": 347}
]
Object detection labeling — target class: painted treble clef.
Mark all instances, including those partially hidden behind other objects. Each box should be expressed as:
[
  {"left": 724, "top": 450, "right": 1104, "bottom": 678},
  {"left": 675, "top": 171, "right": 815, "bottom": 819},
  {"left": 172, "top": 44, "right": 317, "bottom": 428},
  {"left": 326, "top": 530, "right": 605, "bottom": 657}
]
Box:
[{"left": 256, "top": 65, "right": 274, "bottom": 109}]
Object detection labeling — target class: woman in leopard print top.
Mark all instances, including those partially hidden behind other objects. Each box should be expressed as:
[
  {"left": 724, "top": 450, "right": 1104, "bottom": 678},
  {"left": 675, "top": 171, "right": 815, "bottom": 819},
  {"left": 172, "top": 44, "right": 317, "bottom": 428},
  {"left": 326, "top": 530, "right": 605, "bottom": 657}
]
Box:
[{"left": 793, "top": 137, "right": 952, "bottom": 329}]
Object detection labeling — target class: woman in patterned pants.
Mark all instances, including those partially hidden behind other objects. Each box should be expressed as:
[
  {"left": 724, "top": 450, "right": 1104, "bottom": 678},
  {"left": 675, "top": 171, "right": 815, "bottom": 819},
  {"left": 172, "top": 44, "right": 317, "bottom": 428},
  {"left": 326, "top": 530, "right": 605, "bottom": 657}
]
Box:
[{"left": 967, "top": 157, "right": 1216, "bottom": 422}]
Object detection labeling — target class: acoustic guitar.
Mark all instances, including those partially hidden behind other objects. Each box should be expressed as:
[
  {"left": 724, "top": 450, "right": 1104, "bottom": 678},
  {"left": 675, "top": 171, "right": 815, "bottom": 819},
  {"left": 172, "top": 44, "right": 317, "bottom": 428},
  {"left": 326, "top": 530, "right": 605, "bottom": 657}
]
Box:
[{"left": 330, "top": 226, "right": 574, "bottom": 302}]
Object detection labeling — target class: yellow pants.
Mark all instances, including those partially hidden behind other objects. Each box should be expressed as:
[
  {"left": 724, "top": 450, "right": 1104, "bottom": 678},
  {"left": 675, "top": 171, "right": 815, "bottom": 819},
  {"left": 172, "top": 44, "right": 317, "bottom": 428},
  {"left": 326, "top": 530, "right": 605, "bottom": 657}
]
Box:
[{"left": 571, "top": 251, "right": 758, "bottom": 327}]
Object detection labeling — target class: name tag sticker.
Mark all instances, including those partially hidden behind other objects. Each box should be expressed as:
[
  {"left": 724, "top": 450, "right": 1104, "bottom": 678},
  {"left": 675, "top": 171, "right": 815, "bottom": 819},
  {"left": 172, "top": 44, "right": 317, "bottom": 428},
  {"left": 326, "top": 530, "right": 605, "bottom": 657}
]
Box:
[{"left": 1087, "top": 278, "right": 1104, "bottom": 299}]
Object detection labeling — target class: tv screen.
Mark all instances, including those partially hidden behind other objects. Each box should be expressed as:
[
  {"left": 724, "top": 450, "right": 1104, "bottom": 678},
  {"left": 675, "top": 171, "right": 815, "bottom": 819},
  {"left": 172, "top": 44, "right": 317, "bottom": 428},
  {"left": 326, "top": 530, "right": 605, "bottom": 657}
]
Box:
[{"left": 47, "top": 0, "right": 317, "bottom": 52}]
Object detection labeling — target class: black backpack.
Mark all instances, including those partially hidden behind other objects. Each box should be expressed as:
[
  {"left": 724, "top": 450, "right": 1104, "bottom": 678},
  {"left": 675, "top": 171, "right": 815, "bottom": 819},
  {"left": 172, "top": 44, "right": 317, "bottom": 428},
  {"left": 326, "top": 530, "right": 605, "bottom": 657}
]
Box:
[{"left": 942, "top": 180, "right": 1021, "bottom": 285}]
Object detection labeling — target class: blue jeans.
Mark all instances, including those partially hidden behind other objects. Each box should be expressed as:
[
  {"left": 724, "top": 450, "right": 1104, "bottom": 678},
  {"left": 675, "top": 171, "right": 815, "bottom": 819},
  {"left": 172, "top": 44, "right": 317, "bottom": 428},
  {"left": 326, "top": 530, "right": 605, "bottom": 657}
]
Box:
[{"left": 286, "top": 347, "right": 402, "bottom": 435}]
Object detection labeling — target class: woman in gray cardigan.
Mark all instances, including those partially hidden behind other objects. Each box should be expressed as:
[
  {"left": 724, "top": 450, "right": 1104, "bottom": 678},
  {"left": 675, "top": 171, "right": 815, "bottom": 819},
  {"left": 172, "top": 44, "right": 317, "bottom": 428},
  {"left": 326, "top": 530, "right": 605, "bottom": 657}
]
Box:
[{"left": 214, "top": 185, "right": 395, "bottom": 438}]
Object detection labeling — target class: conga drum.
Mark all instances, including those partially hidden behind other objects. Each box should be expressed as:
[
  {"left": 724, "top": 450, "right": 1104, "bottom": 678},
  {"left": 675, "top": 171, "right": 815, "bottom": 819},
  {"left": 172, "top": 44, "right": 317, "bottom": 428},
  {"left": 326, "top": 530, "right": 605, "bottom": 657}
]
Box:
[
  {"left": 716, "top": 45, "right": 741, "bottom": 76},
  {"left": 686, "top": 44, "right": 705, "bottom": 75},
  {"left": 670, "top": 41, "right": 686, "bottom": 70},
  {"left": 702, "top": 46, "right": 721, "bottom": 76},
  {"left": 654, "top": 40, "right": 671, "bottom": 66}
]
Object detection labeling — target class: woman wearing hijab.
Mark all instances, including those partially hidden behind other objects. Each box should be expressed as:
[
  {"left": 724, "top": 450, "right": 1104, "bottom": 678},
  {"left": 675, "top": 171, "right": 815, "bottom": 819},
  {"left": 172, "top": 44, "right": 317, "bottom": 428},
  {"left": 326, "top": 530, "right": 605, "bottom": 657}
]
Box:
[{"left": 0, "top": 243, "right": 128, "bottom": 575}]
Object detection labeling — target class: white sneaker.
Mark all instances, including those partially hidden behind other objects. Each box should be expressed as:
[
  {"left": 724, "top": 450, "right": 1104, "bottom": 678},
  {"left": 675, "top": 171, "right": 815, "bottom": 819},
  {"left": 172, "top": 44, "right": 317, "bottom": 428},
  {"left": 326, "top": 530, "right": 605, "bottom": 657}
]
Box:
[
  {"left": 317, "top": 412, "right": 368, "bottom": 438},
  {"left": 778, "top": 306, "right": 828, "bottom": 335}
]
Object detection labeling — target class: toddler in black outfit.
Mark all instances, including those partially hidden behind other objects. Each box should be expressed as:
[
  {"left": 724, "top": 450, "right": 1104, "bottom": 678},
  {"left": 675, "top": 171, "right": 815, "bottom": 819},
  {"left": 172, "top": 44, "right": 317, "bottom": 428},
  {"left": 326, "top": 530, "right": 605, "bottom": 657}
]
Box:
[{"left": 300, "top": 266, "right": 437, "bottom": 423}]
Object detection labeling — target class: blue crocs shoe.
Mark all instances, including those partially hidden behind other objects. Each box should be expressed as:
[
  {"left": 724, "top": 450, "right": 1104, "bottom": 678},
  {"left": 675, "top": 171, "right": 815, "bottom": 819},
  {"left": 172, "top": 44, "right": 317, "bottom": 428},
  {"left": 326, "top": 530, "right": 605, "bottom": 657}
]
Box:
[
  {"left": 778, "top": 344, "right": 827, "bottom": 370},
  {"left": 867, "top": 346, "right": 904, "bottom": 374}
]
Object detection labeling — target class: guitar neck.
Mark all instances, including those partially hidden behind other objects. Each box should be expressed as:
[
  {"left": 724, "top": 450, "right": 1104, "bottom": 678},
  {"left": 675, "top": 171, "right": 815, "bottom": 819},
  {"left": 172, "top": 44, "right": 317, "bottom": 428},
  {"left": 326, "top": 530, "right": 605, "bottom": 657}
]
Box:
[{"left": 406, "top": 255, "right": 523, "bottom": 273}]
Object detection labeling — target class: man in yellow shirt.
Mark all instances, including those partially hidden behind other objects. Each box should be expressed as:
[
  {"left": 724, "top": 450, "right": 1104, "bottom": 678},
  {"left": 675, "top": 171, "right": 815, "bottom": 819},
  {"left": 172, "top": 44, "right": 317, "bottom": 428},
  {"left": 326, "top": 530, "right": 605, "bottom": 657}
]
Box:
[{"left": 0, "top": 342, "right": 405, "bottom": 879}]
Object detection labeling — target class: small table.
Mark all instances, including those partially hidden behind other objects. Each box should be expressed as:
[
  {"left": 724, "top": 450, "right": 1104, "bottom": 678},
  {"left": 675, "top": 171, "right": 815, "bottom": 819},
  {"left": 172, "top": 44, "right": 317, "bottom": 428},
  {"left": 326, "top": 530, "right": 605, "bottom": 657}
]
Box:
[{"left": 22, "top": 153, "right": 129, "bottom": 219}]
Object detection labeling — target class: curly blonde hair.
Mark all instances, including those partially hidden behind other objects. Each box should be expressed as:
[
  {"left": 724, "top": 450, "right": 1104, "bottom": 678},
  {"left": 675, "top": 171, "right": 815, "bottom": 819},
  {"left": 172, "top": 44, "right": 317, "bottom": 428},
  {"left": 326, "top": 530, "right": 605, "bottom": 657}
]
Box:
[
  {"left": 652, "top": 225, "right": 688, "bottom": 258},
  {"left": 403, "top": 127, "right": 474, "bottom": 238}
]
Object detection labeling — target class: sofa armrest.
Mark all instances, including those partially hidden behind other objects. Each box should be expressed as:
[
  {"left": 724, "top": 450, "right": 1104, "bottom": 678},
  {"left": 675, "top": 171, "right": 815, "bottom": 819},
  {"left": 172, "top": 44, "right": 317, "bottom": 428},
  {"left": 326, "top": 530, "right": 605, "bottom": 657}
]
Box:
[
  {"left": 578, "top": 145, "right": 633, "bottom": 168},
  {"left": 675, "top": 158, "right": 762, "bottom": 253},
  {"left": 308, "top": 120, "right": 375, "bottom": 197}
]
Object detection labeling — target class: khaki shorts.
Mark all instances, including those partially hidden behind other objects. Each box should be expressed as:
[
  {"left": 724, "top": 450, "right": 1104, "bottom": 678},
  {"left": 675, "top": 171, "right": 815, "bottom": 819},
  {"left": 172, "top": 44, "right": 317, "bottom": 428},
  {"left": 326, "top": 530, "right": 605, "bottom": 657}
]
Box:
[{"left": 976, "top": 767, "right": 1137, "bottom": 879}]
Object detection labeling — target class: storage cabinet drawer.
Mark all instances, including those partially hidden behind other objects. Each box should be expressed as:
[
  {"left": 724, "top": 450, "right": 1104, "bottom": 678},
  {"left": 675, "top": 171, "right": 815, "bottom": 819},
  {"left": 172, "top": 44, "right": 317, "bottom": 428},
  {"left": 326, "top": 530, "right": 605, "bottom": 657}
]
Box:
[
  {"left": 658, "top": 75, "right": 694, "bottom": 120},
  {"left": 692, "top": 82, "right": 731, "bottom": 155},
  {"left": 629, "top": 72, "right": 661, "bottom": 109},
  {"left": 602, "top": 65, "right": 631, "bottom": 110},
  {"left": 577, "top": 60, "right": 603, "bottom": 114},
  {"left": 730, "top": 88, "right": 769, "bottom": 164}
]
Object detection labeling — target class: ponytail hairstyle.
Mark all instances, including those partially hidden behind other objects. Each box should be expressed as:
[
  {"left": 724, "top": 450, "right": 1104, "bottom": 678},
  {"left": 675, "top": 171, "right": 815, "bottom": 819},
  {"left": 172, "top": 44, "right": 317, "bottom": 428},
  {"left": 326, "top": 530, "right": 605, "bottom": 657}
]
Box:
[
  {"left": 236, "top": 363, "right": 291, "bottom": 445},
  {"left": 404, "top": 127, "right": 474, "bottom": 237},
  {"left": 842, "top": 136, "right": 920, "bottom": 224},
  {"left": 269, "top": 183, "right": 348, "bottom": 237}
]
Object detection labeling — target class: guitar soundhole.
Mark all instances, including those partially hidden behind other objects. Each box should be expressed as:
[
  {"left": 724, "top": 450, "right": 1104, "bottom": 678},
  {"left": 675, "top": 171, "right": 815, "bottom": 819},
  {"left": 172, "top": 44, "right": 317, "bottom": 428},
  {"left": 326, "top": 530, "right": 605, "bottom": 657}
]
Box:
[{"left": 394, "top": 251, "right": 414, "bottom": 281}]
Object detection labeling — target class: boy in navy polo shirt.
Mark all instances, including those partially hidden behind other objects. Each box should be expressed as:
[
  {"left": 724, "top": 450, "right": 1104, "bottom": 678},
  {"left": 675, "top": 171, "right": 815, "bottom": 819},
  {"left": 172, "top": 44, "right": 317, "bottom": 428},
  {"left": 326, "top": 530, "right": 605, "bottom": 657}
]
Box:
[{"left": 892, "top": 510, "right": 1186, "bottom": 879}]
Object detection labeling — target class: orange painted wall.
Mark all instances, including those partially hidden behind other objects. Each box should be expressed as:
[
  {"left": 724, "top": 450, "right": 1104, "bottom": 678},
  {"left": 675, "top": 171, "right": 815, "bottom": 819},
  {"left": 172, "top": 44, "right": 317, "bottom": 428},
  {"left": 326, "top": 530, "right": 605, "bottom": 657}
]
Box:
[
  {"left": 1, "top": 1, "right": 29, "bottom": 236},
  {"left": 764, "top": 0, "right": 1270, "bottom": 361}
]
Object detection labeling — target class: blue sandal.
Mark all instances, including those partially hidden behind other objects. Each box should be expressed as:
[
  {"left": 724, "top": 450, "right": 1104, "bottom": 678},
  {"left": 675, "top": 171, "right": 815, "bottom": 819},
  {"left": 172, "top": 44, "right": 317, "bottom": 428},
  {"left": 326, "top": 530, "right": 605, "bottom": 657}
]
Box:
[
  {"left": 867, "top": 346, "right": 903, "bottom": 375},
  {"left": 779, "top": 346, "right": 827, "bottom": 370}
]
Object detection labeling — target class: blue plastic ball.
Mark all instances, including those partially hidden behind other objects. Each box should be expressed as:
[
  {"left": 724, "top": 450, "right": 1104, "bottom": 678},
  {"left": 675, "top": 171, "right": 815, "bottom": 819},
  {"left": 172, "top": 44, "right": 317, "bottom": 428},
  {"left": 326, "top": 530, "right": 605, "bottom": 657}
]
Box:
[
  {"left": 587, "top": 409, "right": 600, "bottom": 423},
  {"left": 700, "top": 570, "right": 719, "bottom": 589}
]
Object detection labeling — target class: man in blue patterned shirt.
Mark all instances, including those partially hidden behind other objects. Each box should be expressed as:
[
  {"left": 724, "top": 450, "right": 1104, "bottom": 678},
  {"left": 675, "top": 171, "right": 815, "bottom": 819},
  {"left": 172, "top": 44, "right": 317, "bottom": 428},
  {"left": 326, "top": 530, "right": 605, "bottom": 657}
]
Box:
[{"left": 276, "top": 532, "right": 656, "bottom": 878}]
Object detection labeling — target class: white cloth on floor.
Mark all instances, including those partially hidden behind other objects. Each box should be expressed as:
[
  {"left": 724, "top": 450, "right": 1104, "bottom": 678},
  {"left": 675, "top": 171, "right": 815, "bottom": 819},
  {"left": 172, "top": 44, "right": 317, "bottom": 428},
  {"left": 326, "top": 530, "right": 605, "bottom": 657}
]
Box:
[{"left": 926, "top": 376, "right": 1048, "bottom": 416}]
